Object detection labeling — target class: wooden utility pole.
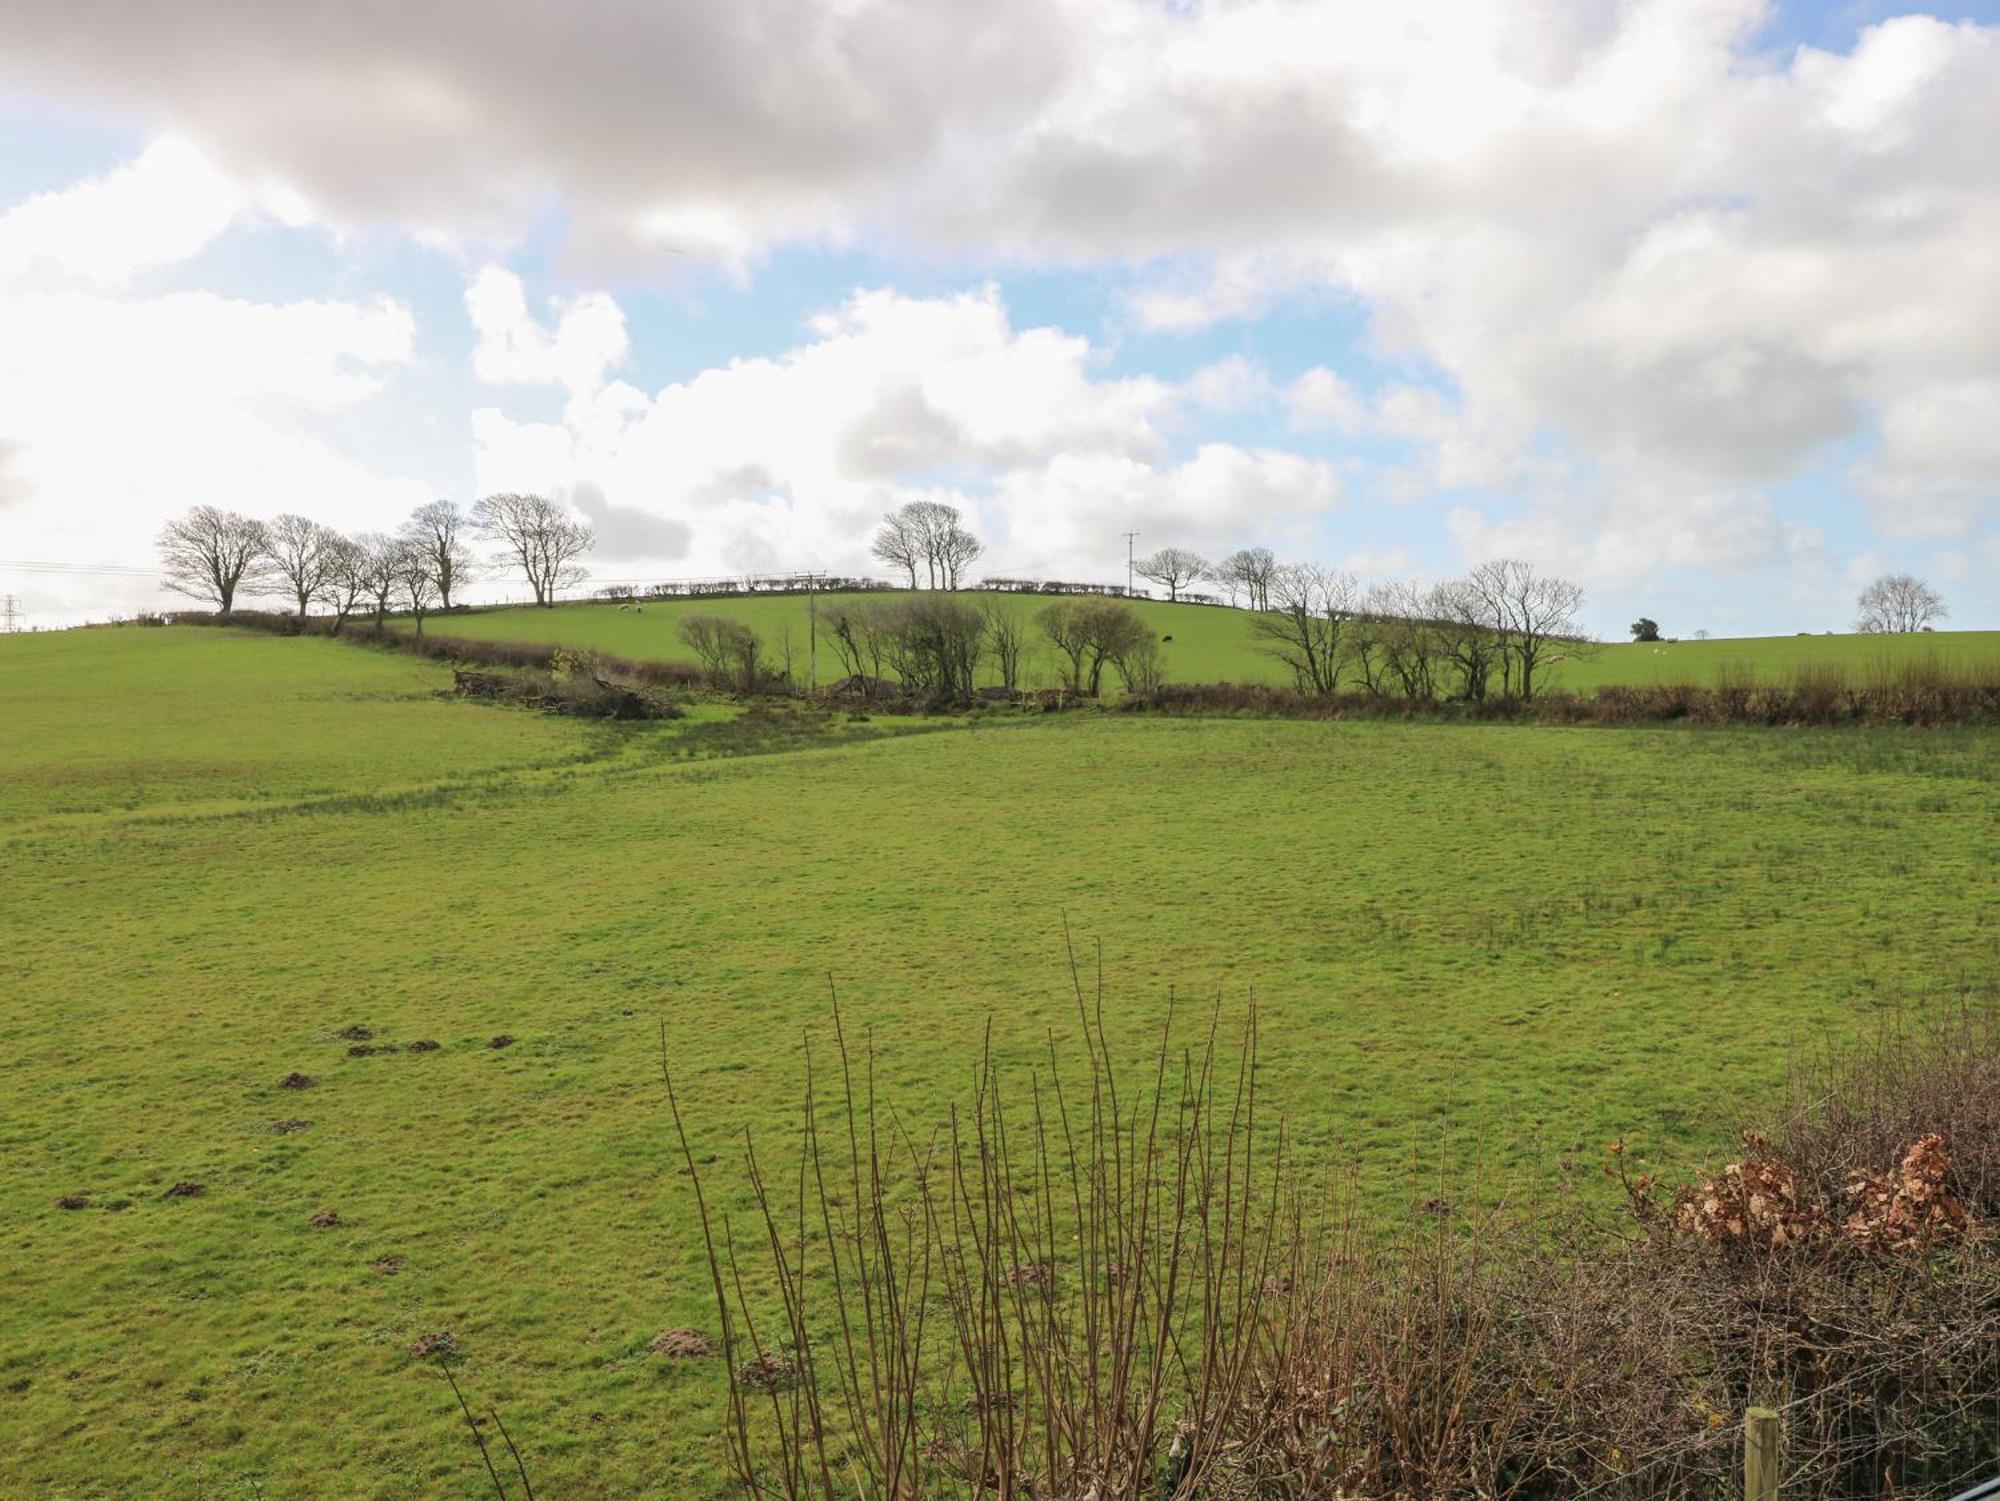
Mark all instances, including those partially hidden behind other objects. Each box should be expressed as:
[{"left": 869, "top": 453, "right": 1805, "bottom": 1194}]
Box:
[
  {"left": 1744, "top": 1407, "right": 1779, "bottom": 1501},
  {"left": 1122, "top": 532, "right": 1138, "bottom": 596},
  {"left": 807, "top": 572, "right": 818, "bottom": 692}
]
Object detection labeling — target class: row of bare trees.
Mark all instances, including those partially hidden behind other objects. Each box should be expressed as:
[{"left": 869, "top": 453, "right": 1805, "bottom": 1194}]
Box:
[
  {"left": 820, "top": 595, "right": 1160, "bottom": 702},
  {"left": 868, "top": 501, "right": 984, "bottom": 590},
  {"left": 1126, "top": 545, "right": 1277, "bottom": 606},
  {"left": 1250, "top": 557, "right": 1588, "bottom": 701},
  {"left": 155, "top": 495, "right": 595, "bottom": 625}
]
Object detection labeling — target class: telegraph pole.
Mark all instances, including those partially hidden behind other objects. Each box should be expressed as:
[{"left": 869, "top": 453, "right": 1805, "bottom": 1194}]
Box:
[
  {"left": 807, "top": 571, "right": 819, "bottom": 691},
  {"left": 1, "top": 594, "right": 21, "bottom": 633},
  {"left": 1122, "top": 532, "right": 1138, "bottom": 596}
]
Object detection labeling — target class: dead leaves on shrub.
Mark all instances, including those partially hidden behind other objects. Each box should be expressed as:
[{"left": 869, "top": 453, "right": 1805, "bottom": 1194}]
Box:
[
  {"left": 1675, "top": 1132, "right": 1972, "bottom": 1253},
  {"left": 1843, "top": 1133, "right": 1970, "bottom": 1252},
  {"left": 1674, "top": 1148, "right": 1820, "bottom": 1249}
]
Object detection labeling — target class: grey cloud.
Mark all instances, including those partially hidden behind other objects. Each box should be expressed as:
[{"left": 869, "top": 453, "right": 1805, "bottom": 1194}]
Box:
[
  {"left": 567, "top": 482, "right": 691, "bottom": 561},
  {"left": 8, "top": 0, "right": 2000, "bottom": 550},
  {"left": 0, "top": 0, "right": 1078, "bottom": 266},
  {"left": 833, "top": 379, "right": 970, "bottom": 479},
  {"left": 687, "top": 465, "right": 781, "bottom": 508}
]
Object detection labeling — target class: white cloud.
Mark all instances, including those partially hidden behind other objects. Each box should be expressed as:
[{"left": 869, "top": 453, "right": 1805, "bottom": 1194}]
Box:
[
  {"left": 0, "top": 145, "right": 428, "bottom": 621},
  {"left": 1859, "top": 378, "right": 2000, "bottom": 538},
  {"left": 1443, "top": 487, "right": 1809, "bottom": 589},
  {"left": 0, "top": 138, "right": 242, "bottom": 290},
  {"left": 4, "top": 1, "right": 1999, "bottom": 611},
  {"left": 1185, "top": 355, "right": 1271, "bottom": 412},
  {"left": 469, "top": 283, "right": 1336, "bottom": 579},
  {"left": 1285, "top": 367, "right": 1366, "bottom": 434},
  {"left": 467, "top": 266, "right": 630, "bottom": 392}
]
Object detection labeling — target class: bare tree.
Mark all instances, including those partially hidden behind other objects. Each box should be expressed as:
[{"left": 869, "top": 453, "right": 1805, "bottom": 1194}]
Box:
[
  {"left": 869, "top": 510, "right": 922, "bottom": 589},
  {"left": 392, "top": 539, "right": 438, "bottom": 636},
  {"left": 1035, "top": 598, "right": 1149, "bottom": 695},
  {"left": 678, "top": 613, "right": 762, "bottom": 691},
  {"left": 1856, "top": 574, "right": 1947, "bottom": 634},
  {"left": 1368, "top": 580, "right": 1445, "bottom": 700},
  {"left": 1251, "top": 564, "right": 1356, "bottom": 695},
  {"left": 470, "top": 492, "right": 595, "bottom": 606},
  {"left": 871, "top": 499, "right": 984, "bottom": 589},
  {"left": 1217, "top": 547, "right": 1277, "bottom": 611},
  {"left": 1468, "top": 558, "right": 1585, "bottom": 700},
  {"left": 156, "top": 506, "right": 270, "bottom": 613},
  {"left": 1429, "top": 578, "right": 1500, "bottom": 701},
  {"left": 1135, "top": 547, "right": 1210, "bottom": 603},
  {"left": 774, "top": 621, "right": 798, "bottom": 691},
  {"left": 982, "top": 599, "right": 1027, "bottom": 694},
  {"left": 826, "top": 601, "right": 892, "bottom": 688},
  {"left": 349, "top": 532, "right": 402, "bottom": 629},
  {"left": 936, "top": 517, "right": 984, "bottom": 589},
  {"left": 905, "top": 499, "right": 959, "bottom": 589},
  {"left": 317, "top": 535, "right": 371, "bottom": 633},
  {"left": 262, "top": 513, "right": 344, "bottom": 620},
  {"left": 883, "top": 595, "right": 986, "bottom": 700},
  {"left": 1111, "top": 635, "right": 1166, "bottom": 695},
  {"left": 403, "top": 499, "right": 479, "bottom": 611}
]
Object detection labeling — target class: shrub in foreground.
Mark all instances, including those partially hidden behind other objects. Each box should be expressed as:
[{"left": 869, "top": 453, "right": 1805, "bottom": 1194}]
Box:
[{"left": 654, "top": 986, "right": 1998, "bottom": 1499}]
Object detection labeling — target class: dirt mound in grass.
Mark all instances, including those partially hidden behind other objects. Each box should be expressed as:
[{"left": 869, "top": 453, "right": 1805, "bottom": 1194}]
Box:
[
  {"left": 372, "top": 1256, "right": 407, "bottom": 1276},
  {"left": 649, "top": 1328, "right": 715, "bottom": 1359},
  {"left": 405, "top": 1039, "right": 441, "bottom": 1053},
  {"left": 270, "top": 1118, "right": 310, "bottom": 1134},
  {"left": 55, "top": 1194, "right": 91, "bottom": 1211},
  {"left": 737, "top": 1353, "right": 797, "bottom": 1392},
  {"left": 487, "top": 1034, "right": 515, "bottom": 1050},
  {"left": 335, "top": 1026, "right": 373, "bottom": 1041},
  {"left": 307, "top": 1209, "right": 341, "bottom": 1228},
  {"left": 164, "top": 1180, "right": 205, "bottom": 1199},
  {"left": 409, "top": 1331, "right": 458, "bottom": 1361},
  {"left": 279, "top": 1073, "right": 315, "bottom": 1090}
]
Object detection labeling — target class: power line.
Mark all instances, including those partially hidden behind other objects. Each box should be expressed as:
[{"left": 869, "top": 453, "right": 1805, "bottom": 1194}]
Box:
[{"left": 0, "top": 559, "right": 161, "bottom": 577}]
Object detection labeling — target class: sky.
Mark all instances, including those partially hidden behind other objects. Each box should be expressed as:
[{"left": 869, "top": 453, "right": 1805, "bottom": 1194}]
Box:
[{"left": 0, "top": 0, "right": 1995, "bottom": 637}]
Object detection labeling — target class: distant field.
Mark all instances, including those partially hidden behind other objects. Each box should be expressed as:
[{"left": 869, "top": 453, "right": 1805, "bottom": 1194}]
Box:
[
  {"left": 406, "top": 592, "right": 2000, "bottom": 694},
  {"left": 3, "top": 627, "right": 1996, "bottom": 1495},
  {"left": 0, "top": 627, "right": 587, "bottom": 827}
]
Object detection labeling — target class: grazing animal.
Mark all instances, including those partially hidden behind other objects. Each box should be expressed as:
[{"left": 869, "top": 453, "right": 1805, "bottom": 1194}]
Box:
[
  {"left": 1162, "top": 635, "right": 1173, "bottom": 643},
  {"left": 618, "top": 603, "right": 629, "bottom": 612}
]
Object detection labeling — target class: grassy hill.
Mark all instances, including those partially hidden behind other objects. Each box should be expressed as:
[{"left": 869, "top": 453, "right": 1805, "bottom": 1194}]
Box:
[
  {"left": 407, "top": 591, "right": 2000, "bottom": 694},
  {"left": 3, "top": 625, "right": 1996, "bottom": 1495}
]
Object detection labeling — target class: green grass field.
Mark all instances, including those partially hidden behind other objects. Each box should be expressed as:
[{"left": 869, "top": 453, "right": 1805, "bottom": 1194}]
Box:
[
  {"left": 406, "top": 591, "right": 2000, "bottom": 694},
  {"left": 4, "top": 626, "right": 1997, "bottom": 1496}
]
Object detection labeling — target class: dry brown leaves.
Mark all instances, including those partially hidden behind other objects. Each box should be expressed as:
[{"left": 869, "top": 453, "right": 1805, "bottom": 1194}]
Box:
[
  {"left": 1675, "top": 1145, "right": 1822, "bottom": 1248},
  {"left": 1677, "top": 1132, "right": 1973, "bottom": 1253},
  {"left": 1844, "top": 1133, "right": 1971, "bottom": 1252}
]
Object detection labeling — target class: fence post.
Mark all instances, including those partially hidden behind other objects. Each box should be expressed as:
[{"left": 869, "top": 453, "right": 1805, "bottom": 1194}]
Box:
[{"left": 1744, "top": 1407, "right": 1780, "bottom": 1501}]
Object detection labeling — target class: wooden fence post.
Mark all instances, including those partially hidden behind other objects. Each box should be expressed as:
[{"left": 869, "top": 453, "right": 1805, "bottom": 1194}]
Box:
[{"left": 1744, "top": 1407, "right": 1780, "bottom": 1501}]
